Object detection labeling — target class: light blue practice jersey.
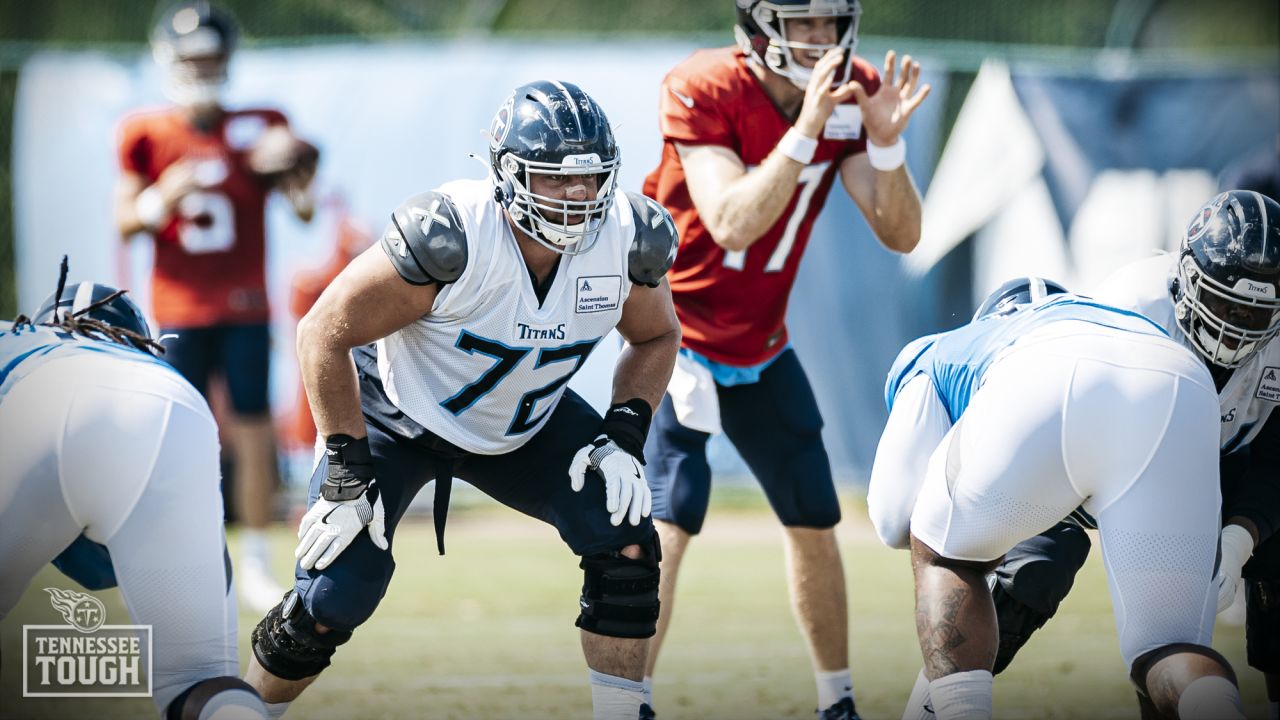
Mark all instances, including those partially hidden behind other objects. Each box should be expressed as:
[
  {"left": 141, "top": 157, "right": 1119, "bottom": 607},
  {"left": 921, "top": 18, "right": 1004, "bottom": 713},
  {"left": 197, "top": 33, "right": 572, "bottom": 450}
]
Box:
[
  {"left": 0, "top": 322, "right": 174, "bottom": 402},
  {"left": 885, "top": 294, "right": 1168, "bottom": 422}
]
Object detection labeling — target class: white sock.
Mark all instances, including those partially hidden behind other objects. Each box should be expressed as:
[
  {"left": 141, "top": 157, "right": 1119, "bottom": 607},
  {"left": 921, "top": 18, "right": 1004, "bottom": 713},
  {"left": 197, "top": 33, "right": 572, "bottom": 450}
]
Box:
[
  {"left": 242, "top": 529, "right": 268, "bottom": 564},
  {"left": 264, "top": 700, "right": 291, "bottom": 719},
  {"left": 903, "top": 668, "right": 936, "bottom": 720},
  {"left": 928, "top": 670, "right": 993, "bottom": 720},
  {"left": 1176, "top": 676, "right": 1244, "bottom": 720},
  {"left": 642, "top": 676, "right": 653, "bottom": 707},
  {"left": 589, "top": 669, "right": 645, "bottom": 720},
  {"left": 815, "top": 668, "right": 854, "bottom": 709}
]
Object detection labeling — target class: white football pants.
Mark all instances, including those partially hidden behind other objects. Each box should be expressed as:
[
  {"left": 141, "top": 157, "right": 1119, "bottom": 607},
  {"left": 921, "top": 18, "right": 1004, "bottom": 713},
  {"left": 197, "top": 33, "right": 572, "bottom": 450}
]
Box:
[
  {"left": 871, "top": 322, "right": 1222, "bottom": 667},
  {"left": 0, "top": 353, "right": 236, "bottom": 712}
]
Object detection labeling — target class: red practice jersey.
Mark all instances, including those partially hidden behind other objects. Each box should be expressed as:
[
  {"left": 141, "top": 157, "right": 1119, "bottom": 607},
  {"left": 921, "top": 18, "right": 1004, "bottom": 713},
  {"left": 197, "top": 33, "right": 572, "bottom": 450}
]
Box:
[
  {"left": 118, "top": 107, "right": 288, "bottom": 328},
  {"left": 643, "top": 47, "right": 879, "bottom": 366}
]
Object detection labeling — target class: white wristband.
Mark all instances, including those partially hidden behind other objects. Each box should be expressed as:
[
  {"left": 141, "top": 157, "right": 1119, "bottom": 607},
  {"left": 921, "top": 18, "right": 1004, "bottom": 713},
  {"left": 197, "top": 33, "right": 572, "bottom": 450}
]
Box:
[
  {"left": 866, "top": 137, "right": 906, "bottom": 171},
  {"left": 135, "top": 186, "right": 167, "bottom": 230},
  {"left": 777, "top": 128, "right": 818, "bottom": 165}
]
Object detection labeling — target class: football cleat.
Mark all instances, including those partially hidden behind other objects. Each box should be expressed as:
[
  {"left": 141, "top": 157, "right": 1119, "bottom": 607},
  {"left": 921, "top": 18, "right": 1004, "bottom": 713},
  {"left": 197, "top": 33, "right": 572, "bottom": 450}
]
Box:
[{"left": 818, "top": 696, "right": 862, "bottom": 720}]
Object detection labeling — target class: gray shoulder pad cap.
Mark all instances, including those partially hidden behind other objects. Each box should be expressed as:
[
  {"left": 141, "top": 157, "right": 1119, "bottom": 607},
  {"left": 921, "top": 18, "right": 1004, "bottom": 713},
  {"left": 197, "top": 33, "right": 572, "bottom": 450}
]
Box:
[
  {"left": 625, "top": 191, "right": 679, "bottom": 288},
  {"left": 381, "top": 191, "right": 468, "bottom": 285}
]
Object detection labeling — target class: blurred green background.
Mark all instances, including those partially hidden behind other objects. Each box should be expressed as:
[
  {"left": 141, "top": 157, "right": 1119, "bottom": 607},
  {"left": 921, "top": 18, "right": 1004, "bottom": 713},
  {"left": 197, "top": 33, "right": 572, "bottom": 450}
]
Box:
[{"left": 0, "top": 0, "right": 1277, "bottom": 316}]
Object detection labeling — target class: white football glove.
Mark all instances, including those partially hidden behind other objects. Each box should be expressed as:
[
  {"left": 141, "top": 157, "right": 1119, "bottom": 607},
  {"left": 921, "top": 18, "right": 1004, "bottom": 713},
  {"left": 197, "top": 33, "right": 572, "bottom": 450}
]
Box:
[
  {"left": 569, "top": 435, "right": 651, "bottom": 527},
  {"left": 1214, "top": 524, "right": 1254, "bottom": 614},
  {"left": 295, "top": 485, "right": 388, "bottom": 571}
]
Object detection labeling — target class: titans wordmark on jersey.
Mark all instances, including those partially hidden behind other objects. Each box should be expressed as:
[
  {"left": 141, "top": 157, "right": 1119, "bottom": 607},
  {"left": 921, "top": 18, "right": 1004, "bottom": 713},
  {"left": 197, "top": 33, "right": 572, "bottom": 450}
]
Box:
[
  {"left": 1092, "top": 253, "right": 1280, "bottom": 453},
  {"left": 377, "top": 179, "right": 636, "bottom": 455}
]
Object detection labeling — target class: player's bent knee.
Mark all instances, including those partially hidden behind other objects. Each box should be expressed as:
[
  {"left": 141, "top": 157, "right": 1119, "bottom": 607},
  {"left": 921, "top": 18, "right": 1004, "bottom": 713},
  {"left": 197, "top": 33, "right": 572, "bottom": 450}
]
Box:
[
  {"left": 1246, "top": 578, "right": 1280, "bottom": 672},
  {"left": 576, "top": 532, "right": 662, "bottom": 639},
  {"left": 869, "top": 502, "right": 911, "bottom": 550},
  {"left": 913, "top": 536, "right": 1002, "bottom": 574},
  {"left": 252, "top": 591, "right": 354, "bottom": 681},
  {"left": 166, "top": 676, "right": 268, "bottom": 720},
  {"left": 1130, "top": 643, "right": 1236, "bottom": 697},
  {"left": 300, "top": 555, "right": 395, "bottom": 630}
]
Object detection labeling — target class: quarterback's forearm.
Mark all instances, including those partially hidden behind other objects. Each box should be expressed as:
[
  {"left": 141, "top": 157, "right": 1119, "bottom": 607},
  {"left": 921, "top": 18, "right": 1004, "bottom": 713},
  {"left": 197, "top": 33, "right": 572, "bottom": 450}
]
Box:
[
  {"left": 297, "top": 315, "right": 367, "bottom": 440},
  {"left": 701, "top": 151, "right": 806, "bottom": 252},
  {"left": 114, "top": 176, "right": 154, "bottom": 239},
  {"left": 612, "top": 328, "right": 680, "bottom": 413},
  {"left": 867, "top": 166, "right": 922, "bottom": 254}
]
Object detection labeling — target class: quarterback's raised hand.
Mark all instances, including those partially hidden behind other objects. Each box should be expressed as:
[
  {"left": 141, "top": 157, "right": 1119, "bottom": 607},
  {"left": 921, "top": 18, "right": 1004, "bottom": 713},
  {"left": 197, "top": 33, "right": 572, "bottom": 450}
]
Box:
[
  {"left": 794, "top": 47, "right": 860, "bottom": 140},
  {"left": 849, "top": 49, "right": 931, "bottom": 147},
  {"left": 296, "top": 434, "right": 389, "bottom": 571},
  {"left": 568, "top": 399, "right": 655, "bottom": 527}
]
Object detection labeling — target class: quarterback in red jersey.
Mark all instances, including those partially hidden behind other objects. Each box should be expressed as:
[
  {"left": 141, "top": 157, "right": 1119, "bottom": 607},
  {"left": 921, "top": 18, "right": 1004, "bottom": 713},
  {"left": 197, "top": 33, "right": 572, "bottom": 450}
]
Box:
[
  {"left": 641, "top": 2, "right": 930, "bottom": 718},
  {"left": 113, "top": 1, "right": 317, "bottom": 614}
]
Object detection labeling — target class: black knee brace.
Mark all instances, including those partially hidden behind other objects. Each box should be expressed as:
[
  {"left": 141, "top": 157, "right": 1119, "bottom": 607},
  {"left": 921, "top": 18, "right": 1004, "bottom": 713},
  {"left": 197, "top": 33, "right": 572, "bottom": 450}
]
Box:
[
  {"left": 165, "top": 676, "right": 266, "bottom": 720},
  {"left": 251, "top": 591, "right": 353, "bottom": 681},
  {"left": 575, "top": 533, "right": 662, "bottom": 639},
  {"left": 1246, "top": 578, "right": 1280, "bottom": 673}
]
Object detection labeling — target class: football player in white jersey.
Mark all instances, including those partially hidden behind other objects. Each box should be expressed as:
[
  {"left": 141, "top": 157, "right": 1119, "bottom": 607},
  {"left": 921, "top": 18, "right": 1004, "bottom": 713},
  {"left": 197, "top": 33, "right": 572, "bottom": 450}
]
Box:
[
  {"left": 0, "top": 267, "right": 269, "bottom": 719},
  {"left": 897, "top": 191, "right": 1280, "bottom": 720},
  {"left": 868, "top": 278, "right": 1247, "bottom": 720},
  {"left": 243, "top": 81, "right": 681, "bottom": 720}
]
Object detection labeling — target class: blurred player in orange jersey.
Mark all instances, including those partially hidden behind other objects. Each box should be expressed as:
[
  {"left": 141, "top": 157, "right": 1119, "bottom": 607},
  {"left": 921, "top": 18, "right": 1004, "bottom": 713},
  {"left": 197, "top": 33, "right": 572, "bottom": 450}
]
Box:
[{"left": 113, "top": 1, "right": 318, "bottom": 613}]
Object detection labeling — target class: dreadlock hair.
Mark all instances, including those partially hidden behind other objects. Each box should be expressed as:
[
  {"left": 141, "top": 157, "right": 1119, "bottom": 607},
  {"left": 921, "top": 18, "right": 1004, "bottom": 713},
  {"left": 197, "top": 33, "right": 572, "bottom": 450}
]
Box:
[{"left": 12, "top": 257, "right": 165, "bottom": 356}]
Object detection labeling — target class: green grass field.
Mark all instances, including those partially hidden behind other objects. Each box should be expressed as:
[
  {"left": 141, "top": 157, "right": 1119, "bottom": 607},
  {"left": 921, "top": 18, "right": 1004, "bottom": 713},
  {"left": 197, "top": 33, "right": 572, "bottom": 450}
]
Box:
[{"left": 1, "top": 493, "right": 1270, "bottom": 719}]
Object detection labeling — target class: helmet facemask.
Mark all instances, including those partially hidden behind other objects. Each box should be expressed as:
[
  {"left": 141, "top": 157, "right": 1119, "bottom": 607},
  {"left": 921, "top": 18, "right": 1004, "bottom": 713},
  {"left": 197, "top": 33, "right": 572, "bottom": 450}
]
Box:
[
  {"left": 496, "top": 151, "right": 620, "bottom": 256},
  {"left": 736, "top": 0, "right": 861, "bottom": 90},
  {"left": 1176, "top": 254, "right": 1280, "bottom": 368}
]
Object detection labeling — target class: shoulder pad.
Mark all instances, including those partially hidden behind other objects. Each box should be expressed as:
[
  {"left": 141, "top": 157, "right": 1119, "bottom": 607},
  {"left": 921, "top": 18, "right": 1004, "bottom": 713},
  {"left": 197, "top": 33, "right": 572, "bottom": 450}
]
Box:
[
  {"left": 625, "top": 192, "right": 678, "bottom": 288},
  {"left": 381, "top": 191, "right": 468, "bottom": 285}
]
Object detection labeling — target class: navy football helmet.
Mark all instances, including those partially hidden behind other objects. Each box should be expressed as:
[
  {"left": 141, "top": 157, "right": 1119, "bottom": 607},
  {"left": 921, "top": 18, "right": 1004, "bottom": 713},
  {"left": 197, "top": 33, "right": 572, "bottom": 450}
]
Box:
[
  {"left": 34, "top": 281, "right": 152, "bottom": 340},
  {"left": 151, "top": 1, "right": 238, "bottom": 107},
  {"left": 488, "top": 81, "right": 621, "bottom": 256},
  {"left": 973, "top": 276, "right": 1069, "bottom": 322},
  {"left": 734, "top": 0, "right": 861, "bottom": 90},
  {"left": 1173, "top": 190, "right": 1280, "bottom": 368}
]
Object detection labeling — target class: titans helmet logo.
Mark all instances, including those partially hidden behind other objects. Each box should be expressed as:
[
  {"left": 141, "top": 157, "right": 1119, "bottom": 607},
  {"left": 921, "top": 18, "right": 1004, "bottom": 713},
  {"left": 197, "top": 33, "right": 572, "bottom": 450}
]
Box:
[{"left": 490, "top": 93, "right": 515, "bottom": 150}]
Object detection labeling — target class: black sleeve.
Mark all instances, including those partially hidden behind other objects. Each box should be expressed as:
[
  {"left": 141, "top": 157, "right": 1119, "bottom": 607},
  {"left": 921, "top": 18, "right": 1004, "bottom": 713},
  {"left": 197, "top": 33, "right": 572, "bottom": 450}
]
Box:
[
  {"left": 624, "top": 191, "right": 678, "bottom": 288},
  {"left": 1221, "top": 409, "right": 1280, "bottom": 544},
  {"left": 380, "top": 191, "right": 468, "bottom": 286}
]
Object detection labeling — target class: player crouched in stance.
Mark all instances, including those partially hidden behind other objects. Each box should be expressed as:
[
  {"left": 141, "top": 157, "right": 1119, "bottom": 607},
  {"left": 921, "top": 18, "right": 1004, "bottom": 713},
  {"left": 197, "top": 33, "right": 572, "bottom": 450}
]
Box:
[
  {"left": 868, "top": 279, "right": 1247, "bottom": 719},
  {"left": 912, "top": 191, "right": 1280, "bottom": 720},
  {"left": 244, "top": 81, "right": 681, "bottom": 720},
  {"left": 0, "top": 260, "right": 269, "bottom": 719}
]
